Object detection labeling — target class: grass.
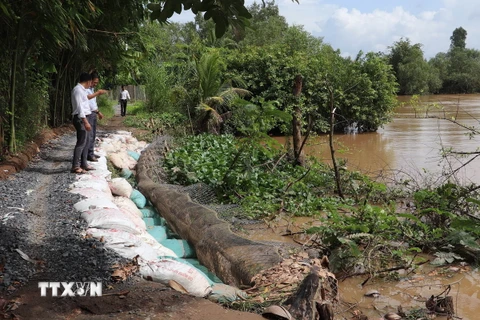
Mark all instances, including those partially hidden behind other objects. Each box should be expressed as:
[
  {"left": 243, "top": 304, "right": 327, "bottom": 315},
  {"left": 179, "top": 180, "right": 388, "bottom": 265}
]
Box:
[{"left": 97, "top": 96, "right": 116, "bottom": 125}]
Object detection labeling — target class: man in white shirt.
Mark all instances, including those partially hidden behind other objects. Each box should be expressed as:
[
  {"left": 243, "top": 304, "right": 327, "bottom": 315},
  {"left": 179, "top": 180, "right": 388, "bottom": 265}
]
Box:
[
  {"left": 86, "top": 72, "right": 107, "bottom": 162},
  {"left": 71, "top": 73, "right": 93, "bottom": 174},
  {"left": 119, "top": 85, "right": 131, "bottom": 117}
]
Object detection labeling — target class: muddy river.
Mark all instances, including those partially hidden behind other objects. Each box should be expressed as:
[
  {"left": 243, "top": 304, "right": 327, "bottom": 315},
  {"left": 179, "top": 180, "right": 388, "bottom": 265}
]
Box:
[
  {"left": 275, "top": 94, "right": 480, "bottom": 185},
  {"left": 245, "top": 94, "right": 480, "bottom": 318},
  {"left": 264, "top": 95, "right": 480, "bottom": 319}
]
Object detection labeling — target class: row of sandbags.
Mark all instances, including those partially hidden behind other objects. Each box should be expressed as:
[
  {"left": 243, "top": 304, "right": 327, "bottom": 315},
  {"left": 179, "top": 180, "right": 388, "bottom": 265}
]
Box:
[{"left": 69, "top": 132, "right": 214, "bottom": 297}]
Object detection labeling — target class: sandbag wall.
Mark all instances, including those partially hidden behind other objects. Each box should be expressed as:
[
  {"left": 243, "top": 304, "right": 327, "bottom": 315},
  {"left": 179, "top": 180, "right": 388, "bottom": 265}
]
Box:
[
  {"left": 136, "top": 136, "right": 284, "bottom": 287},
  {"left": 69, "top": 131, "right": 224, "bottom": 298}
]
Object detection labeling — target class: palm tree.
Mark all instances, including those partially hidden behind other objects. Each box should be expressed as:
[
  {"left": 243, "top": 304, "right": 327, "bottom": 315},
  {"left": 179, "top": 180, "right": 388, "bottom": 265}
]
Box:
[{"left": 193, "top": 50, "right": 251, "bottom": 134}]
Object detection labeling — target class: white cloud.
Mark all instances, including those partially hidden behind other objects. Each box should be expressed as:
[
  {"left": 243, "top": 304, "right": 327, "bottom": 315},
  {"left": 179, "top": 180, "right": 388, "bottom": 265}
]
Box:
[
  {"left": 168, "top": 0, "right": 480, "bottom": 58},
  {"left": 275, "top": 0, "right": 480, "bottom": 58}
]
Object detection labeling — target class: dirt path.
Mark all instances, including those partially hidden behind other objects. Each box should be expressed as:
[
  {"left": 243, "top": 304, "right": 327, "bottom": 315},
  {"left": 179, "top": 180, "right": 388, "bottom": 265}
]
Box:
[{"left": 0, "top": 110, "right": 264, "bottom": 320}]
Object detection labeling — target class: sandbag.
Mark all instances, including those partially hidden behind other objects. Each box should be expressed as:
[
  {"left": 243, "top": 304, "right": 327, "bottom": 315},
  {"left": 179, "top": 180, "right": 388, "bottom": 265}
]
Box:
[
  {"left": 130, "top": 189, "right": 147, "bottom": 208},
  {"left": 88, "top": 169, "right": 112, "bottom": 180},
  {"left": 139, "top": 207, "right": 158, "bottom": 218},
  {"left": 70, "top": 188, "right": 113, "bottom": 200},
  {"left": 118, "top": 208, "right": 147, "bottom": 232},
  {"left": 143, "top": 216, "right": 164, "bottom": 227},
  {"left": 112, "top": 196, "right": 142, "bottom": 217},
  {"left": 71, "top": 179, "right": 111, "bottom": 194},
  {"left": 120, "top": 168, "right": 133, "bottom": 179},
  {"left": 137, "top": 231, "right": 177, "bottom": 257},
  {"left": 108, "top": 178, "right": 133, "bottom": 198},
  {"left": 81, "top": 208, "right": 140, "bottom": 234},
  {"left": 86, "top": 228, "right": 176, "bottom": 260},
  {"left": 185, "top": 259, "right": 223, "bottom": 284},
  {"left": 74, "top": 198, "right": 118, "bottom": 212},
  {"left": 208, "top": 283, "right": 248, "bottom": 303},
  {"left": 109, "top": 150, "right": 136, "bottom": 170},
  {"left": 99, "top": 141, "right": 117, "bottom": 154},
  {"left": 139, "top": 258, "right": 213, "bottom": 297},
  {"left": 147, "top": 226, "right": 168, "bottom": 243},
  {"left": 161, "top": 239, "right": 196, "bottom": 258},
  {"left": 127, "top": 150, "right": 140, "bottom": 161}
]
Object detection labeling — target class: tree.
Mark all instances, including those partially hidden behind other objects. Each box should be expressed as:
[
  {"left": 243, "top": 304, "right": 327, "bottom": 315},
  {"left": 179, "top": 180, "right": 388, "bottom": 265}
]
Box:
[
  {"left": 0, "top": 0, "right": 147, "bottom": 154},
  {"left": 450, "top": 27, "right": 467, "bottom": 50},
  {"left": 147, "top": 0, "right": 298, "bottom": 38},
  {"left": 193, "top": 50, "right": 251, "bottom": 133},
  {"left": 387, "top": 38, "right": 431, "bottom": 95},
  {"left": 238, "top": 1, "right": 289, "bottom": 46}
]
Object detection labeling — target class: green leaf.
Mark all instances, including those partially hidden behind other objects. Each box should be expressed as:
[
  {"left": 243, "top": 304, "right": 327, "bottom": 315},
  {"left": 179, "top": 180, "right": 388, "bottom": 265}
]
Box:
[
  {"left": 150, "top": 9, "right": 161, "bottom": 21},
  {"left": 173, "top": 1, "right": 182, "bottom": 14},
  {"left": 214, "top": 21, "right": 226, "bottom": 40},
  {"left": 146, "top": 3, "right": 161, "bottom": 11},
  {"left": 397, "top": 213, "right": 421, "bottom": 223}
]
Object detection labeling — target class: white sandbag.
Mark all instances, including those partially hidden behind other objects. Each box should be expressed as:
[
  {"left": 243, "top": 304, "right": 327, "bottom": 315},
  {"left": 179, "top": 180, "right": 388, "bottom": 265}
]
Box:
[
  {"left": 114, "top": 130, "right": 132, "bottom": 137},
  {"left": 109, "top": 152, "right": 128, "bottom": 170},
  {"left": 86, "top": 228, "right": 174, "bottom": 260},
  {"left": 81, "top": 208, "right": 140, "bottom": 234},
  {"left": 112, "top": 196, "right": 142, "bottom": 217},
  {"left": 137, "top": 231, "right": 177, "bottom": 257},
  {"left": 71, "top": 179, "right": 111, "bottom": 194},
  {"left": 137, "top": 141, "right": 147, "bottom": 150},
  {"left": 118, "top": 208, "right": 147, "bottom": 231},
  {"left": 125, "top": 135, "right": 138, "bottom": 144},
  {"left": 108, "top": 177, "right": 133, "bottom": 198},
  {"left": 139, "top": 258, "right": 213, "bottom": 297},
  {"left": 70, "top": 188, "right": 113, "bottom": 200},
  {"left": 109, "top": 151, "right": 136, "bottom": 170},
  {"left": 99, "top": 141, "right": 117, "bottom": 154},
  {"left": 125, "top": 143, "right": 138, "bottom": 152},
  {"left": 74, "top": 198, "right": 118, "bottom": 212},
  {"left": 90, "top": 169, "right": 112, "bottom": 180},
  {"left": 112, "top": 197, "right": 146, "bottom": 231}
]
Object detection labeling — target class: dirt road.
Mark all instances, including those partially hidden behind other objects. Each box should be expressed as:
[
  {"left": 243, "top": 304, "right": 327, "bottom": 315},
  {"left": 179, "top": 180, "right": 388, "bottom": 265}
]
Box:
[{"left": 0, "top": 111, "right": 264, "bottom": 320}]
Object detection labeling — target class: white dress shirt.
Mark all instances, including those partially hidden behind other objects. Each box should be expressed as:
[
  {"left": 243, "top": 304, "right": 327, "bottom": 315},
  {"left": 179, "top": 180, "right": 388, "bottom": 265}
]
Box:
[
  {"left": 71, "top": 83, "right": 91, "bottom": 118},
  {"left": 87, "top": 87, "right": 98, "bottom": 112},
  {"left": 120, "top": 89, "right": 131, "bottom": 100}
]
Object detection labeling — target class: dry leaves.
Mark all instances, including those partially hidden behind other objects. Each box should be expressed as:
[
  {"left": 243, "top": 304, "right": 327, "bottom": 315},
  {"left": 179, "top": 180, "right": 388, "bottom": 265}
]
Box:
[
  {"left": 111, "top": 257, "right": 139, "bottom": 282},
  {"left": 246, "top": 252, "right": 337, "bottom": 302}
]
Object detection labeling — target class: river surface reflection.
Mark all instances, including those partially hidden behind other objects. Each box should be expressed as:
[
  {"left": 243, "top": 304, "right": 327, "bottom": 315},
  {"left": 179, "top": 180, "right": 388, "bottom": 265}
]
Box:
[{"left": 274, "top": 94, "right": 480, "bottom": 185}]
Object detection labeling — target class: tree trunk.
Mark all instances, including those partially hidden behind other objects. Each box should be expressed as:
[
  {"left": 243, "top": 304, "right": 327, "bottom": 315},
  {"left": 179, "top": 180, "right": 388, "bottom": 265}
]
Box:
[
  {"left": 327, "top": 86, "right": 344, "bottom": 199},
  {"left": 284, "top": 272, "right": 319, "bottom": 320},
  {"left": 292, "top": 75, "right": 305, "bottom": 166},
  {"left": 283, "top": 266, "right": 337, "bottom": 320},
  {"left": 8, "top": 18, "right": 24, "bottom": 153}
]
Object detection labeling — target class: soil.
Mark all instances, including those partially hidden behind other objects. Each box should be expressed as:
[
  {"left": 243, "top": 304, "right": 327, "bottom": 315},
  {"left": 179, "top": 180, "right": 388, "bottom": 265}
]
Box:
[{"left": 0, "top": 110, "right": 264, "bottom": 320}]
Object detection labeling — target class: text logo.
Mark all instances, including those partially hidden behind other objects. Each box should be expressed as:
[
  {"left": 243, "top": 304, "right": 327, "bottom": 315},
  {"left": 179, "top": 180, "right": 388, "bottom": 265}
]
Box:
[{"left": 38, "top": 282, "right": 102, "bottom": 297}]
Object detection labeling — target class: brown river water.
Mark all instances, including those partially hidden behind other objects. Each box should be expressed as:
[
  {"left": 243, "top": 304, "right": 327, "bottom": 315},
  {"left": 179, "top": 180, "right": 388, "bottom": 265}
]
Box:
[
  {"left": 251, "top": 95, "right": 480, "bottom": 319},
  {"left": 275, "top": 94, "right": 480, "bottom": 185}
]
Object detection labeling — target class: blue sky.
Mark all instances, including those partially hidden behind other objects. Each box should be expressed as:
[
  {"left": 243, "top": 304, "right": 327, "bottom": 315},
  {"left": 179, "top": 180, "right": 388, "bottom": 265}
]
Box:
[{"left": 170, "top": 0, "right": 480, "bottom": 59}]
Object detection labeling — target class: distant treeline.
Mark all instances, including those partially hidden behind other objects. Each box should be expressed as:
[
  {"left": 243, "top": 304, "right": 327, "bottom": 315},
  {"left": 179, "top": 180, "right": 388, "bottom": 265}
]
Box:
[{"left": 385, "top": 27, "right": 480, "bottom": 95}]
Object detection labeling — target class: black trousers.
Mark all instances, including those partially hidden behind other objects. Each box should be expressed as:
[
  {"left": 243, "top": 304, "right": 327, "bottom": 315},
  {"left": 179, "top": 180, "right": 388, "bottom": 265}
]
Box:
[
  {"left": 72, "top": 115, "right": 91, "bottom": 169},
  {"left": 120, "top": 99, "right": 128, "bottom": 116},
  {"left": 87, "top": 112, "right": 97, "bottom": 158}
]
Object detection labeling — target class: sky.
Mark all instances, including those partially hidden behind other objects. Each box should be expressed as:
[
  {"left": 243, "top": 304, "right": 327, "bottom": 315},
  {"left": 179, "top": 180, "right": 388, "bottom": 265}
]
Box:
[{"left": 170, "top": 0, "right": 480, "bottom": 59}]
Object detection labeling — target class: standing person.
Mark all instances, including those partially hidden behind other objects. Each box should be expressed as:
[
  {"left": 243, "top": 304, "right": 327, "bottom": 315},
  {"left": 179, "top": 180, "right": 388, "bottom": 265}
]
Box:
[
  {"left": 71, "top": 73, "right": 93, "bottom": 174},
  {"left": 119, "top": 85, "right": 131, "bottom": 117},
  {"left": 86, "top": 72, "right": 108, "bottom": 162}
]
